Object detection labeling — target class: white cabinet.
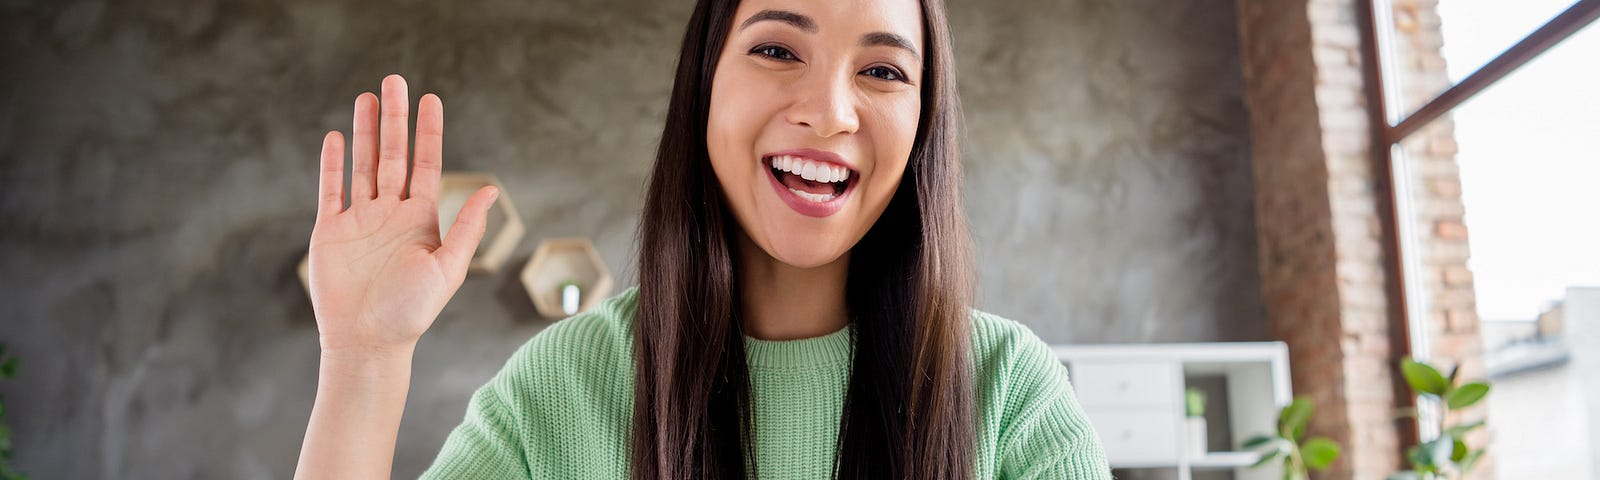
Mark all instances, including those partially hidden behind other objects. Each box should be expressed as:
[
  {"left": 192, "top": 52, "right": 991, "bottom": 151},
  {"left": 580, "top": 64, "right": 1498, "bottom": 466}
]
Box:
[
  {"left": 1054, "top": 342, "right": 1292, "bottom": 480},
  {"left": 1073, "top": 361, "right": 1178, "bottom": 407},
  {"left": 1085, "top": 409, "right": 1182, "bottom": 465}
]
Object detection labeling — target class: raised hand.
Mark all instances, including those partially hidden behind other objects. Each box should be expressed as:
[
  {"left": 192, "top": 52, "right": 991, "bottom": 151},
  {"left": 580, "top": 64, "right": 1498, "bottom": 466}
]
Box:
[{"left": 307, "top": 74, "right": 498, "bottom": 355}]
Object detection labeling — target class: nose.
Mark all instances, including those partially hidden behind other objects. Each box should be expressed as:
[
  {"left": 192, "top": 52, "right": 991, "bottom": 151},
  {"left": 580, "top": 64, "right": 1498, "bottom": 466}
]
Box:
[{"left": 785, "top": 69, "right": 861, "bottom": 138}]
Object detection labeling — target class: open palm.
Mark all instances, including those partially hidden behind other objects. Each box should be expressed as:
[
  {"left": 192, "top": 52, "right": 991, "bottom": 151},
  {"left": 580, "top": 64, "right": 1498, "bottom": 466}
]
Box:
[{"left": 307, "top": 74, "right": 498, "bottom": 354}]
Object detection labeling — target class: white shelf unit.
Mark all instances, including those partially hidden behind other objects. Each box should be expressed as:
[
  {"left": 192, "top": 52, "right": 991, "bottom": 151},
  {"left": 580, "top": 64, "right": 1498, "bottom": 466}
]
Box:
[{"left": 1053, "top": 342, "right": 1292, "bottom": 480}]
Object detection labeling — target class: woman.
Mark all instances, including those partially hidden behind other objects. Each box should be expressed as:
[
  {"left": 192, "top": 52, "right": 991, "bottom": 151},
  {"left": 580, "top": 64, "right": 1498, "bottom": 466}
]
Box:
[{"left": 293, "top": 0, "right": 1110, "bottom": 478}]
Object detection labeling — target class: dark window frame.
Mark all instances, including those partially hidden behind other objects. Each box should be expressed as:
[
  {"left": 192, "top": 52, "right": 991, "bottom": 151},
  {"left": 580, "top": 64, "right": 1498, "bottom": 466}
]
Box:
[{"left": 1356, "top": 0, "right": 1600, "bottom": 454}]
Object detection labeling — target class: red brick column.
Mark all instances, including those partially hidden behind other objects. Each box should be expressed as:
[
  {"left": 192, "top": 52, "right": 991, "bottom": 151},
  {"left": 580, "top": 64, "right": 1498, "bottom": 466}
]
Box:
[{"left": 1234, "top": 0, "right": 1403, "bottom": 478}]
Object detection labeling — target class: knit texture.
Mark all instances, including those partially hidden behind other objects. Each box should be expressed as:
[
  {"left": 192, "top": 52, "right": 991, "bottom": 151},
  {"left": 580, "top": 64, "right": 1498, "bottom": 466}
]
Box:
[{"left": 420, "top": 288, "right": 1110, "bottom": 479}]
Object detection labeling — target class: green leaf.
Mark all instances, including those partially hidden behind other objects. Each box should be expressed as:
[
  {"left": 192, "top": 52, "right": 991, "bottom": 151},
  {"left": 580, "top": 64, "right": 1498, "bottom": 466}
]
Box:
[
  {"left": 1450, "top": 438, "right": 1468, "bottom": 463},
  {"left": 1251, "top": 448, "right": 1284, "bottom": 468},
  {"left": 1443, "top": 420, "right": 1485, "bottom": 438},
  {"left": 1186, "top": 388, "right": 1207, "bottom": 417},
  {"left": 1407, "top": 444, "right": 1433, "bottom": 469},
  {"left": 1243, "top": 434, "right": 1277, "bottom": 449},
  {"left": 1401, "top": 358, "right": 1448, "bottom": 396},
  {"left": 1302, "top": 437, "right": 1342, "bottom": 471},
  {"left": 0, "top": 357, "right": 15, "bottom": 379},
  {"left": 1279, "top": 397, "right": 1314, "bottom": 440},
  {"left": 1445, "top": 382, "right": 1491, "bottom": 409}
]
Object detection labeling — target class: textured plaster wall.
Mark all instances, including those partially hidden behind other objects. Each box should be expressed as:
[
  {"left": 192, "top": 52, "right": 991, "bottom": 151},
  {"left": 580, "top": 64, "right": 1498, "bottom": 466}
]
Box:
[{"left": 0, "top": 0, "right": 1263, "bottom": 478}]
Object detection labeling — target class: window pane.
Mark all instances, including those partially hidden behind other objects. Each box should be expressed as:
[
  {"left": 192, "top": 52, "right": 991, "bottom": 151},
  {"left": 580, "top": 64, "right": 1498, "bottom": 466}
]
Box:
[
  {"left": 1381, "top": 0, "right": 1580, "bottom": 119},
  {"left": 1394, "top": 17, "right": 1600, "bottom": 480}
]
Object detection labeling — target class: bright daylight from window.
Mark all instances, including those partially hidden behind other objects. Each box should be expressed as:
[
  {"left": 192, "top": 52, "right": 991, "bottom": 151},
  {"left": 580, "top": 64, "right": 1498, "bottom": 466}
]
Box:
[{"left": 1430, "top": 1, "right": 1600, "bottom": 478}]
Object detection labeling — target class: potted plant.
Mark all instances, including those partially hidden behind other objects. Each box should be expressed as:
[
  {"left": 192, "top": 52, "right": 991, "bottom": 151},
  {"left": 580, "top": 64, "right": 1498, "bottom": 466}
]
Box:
[
  {"left": 1389, "top": 358, "right": 1492, "bottom": 480},
  {"left": 1244, "top": 396, "right": 1342, "bottom": 480},
  {"left": 1185, "top": 388, "right": 1207, "bottom": 458}
]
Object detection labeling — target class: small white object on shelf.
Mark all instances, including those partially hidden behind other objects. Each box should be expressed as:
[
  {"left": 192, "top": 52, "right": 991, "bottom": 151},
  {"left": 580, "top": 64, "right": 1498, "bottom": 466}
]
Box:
[
  {"left": 521, "top": 238, "right": 613, "bottom": 318},
  {"left": 561, "top": 283, "right": 581, "bottom": 316}
]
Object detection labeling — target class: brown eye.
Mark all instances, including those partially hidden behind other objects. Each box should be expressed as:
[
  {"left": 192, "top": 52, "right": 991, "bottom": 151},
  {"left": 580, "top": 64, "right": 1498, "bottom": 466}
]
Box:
[
  {"left": 750, "top": 44, "right": 799, "bottom": 61},
  {"left": 862, "top": 65, "right": 906, "bottom": 82}
]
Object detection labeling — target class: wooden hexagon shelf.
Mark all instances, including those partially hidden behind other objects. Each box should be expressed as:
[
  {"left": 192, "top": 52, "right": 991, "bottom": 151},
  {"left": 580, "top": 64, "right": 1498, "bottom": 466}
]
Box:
[
  {"left": 297, "top": 254, "right": 311, "bottom": 296},
  {"left": 521, "top": 238, "right": 614, "bottom": 318},
  {"left": 440, "top": 172, "right": 524, "bottom": 275}
]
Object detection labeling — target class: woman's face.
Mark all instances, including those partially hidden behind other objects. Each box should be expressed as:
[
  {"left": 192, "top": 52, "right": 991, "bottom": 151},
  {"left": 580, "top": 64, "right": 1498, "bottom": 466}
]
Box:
[{"left": 707, "top": 0, "right": 924, "bottom": 269}]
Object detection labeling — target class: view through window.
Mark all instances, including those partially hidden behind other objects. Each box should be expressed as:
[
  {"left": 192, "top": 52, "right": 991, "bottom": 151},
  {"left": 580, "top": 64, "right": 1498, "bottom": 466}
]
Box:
[{"left": 1382, "top": 0, "right": 1600, "bottom": 478}]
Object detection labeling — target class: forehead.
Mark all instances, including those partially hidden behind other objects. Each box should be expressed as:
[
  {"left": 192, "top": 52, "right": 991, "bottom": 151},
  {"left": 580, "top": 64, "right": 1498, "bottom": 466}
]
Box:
[{"left": 731, "top": 0, "right": 924, "bottom": 49}]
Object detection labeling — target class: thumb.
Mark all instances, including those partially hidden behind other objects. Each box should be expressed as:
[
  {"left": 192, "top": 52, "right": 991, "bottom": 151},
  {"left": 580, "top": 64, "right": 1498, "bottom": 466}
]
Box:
[{"left": 435, "top": 185, "right": 500, "bottom": 280}]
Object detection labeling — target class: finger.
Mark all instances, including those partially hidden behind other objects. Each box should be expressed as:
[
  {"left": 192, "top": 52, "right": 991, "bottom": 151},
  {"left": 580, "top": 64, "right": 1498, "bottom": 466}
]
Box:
[
  {"left": 351, "top": 92, "right": 379, "bottom": 202},
  {"left": 435, "top": 185, "right": 500, "bottom": 280},
  {"left": 316, "top": 131, "right": 345, "bottom": 220},
  {"left": 376, "top": 74, "right": 410, "bottom": 199},
  {"left": 410, "top": 93, "right": 443, "bottom": 203}
]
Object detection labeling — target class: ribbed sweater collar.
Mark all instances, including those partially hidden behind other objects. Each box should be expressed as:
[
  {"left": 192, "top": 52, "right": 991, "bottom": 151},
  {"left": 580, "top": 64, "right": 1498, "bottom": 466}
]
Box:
[{"left": 742, "top": 323, "right": 855, "bottom": 369}]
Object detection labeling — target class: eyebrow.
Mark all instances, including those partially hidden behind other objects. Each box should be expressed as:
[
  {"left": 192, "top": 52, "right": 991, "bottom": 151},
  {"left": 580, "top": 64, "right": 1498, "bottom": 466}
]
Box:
[
  {"left": 861, "top": 31, "right": 920, "bottom": 61},
  {"left": 738, "top": 9, "right": 922, "bottom": 61},
  {"left": 740, "top": 9, "right": 816, "bottom": 33}
]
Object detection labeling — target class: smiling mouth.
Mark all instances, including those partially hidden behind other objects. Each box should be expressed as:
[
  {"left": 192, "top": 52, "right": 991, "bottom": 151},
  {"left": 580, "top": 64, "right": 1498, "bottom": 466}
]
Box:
[{"left": 764, "top": 154, "right": 856, "bottom": 203}]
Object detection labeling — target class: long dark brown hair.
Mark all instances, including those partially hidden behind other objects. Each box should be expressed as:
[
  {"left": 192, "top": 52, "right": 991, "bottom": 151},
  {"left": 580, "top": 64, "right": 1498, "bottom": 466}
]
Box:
[{"left": 630, "top": 0, "right": 973, "bottom": 478}]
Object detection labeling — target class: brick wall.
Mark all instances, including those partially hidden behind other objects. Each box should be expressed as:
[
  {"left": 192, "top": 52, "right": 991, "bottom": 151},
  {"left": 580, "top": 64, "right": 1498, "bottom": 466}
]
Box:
[{"left": 1236, "top": 1, "right": 1398, "bottom": 478}]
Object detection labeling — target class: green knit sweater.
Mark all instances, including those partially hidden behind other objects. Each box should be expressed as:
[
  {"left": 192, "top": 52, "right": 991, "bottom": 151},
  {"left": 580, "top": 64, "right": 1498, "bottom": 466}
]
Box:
[{"left": 420, "top": 288, "right": 1109, "bottom": 479}]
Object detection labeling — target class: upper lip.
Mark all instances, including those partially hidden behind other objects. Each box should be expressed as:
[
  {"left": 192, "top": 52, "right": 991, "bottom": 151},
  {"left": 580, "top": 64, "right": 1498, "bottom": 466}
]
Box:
[{"left": 762, "top": 148, "right": 857, "bottom": 173}]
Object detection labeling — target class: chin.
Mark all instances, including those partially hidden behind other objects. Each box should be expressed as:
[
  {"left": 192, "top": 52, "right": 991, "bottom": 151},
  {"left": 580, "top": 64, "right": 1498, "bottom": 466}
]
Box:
[{"left": 759, "top": 225, "right": 852, "bottom": 269}]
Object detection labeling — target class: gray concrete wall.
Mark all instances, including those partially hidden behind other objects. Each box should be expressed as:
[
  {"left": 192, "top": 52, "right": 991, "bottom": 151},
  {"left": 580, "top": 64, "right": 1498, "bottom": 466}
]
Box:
[{"left": 0, "top": 0, "right": 1264, "bottom": 478}]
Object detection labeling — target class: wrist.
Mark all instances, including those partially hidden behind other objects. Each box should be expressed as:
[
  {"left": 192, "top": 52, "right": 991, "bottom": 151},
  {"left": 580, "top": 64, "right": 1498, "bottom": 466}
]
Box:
[
  {"left": 317, "top": 345, "right": 415, "bottom": 388},
  {"left": 317, "top": 329, "right": 420, "bottom": 359}
]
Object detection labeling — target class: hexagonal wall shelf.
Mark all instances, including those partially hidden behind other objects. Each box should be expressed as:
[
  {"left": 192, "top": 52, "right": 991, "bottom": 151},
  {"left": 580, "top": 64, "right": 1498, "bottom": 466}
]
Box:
[
  {"left": 521, "top": 238, "right": 614, "bottom": 318},
  {"left": 296, "top": 172, "right": 525, "bottom": 296},
  {"left": 297, "top": 255, "right": 311, "bottom": 296},
  {"left": 440, "top": 172, "right": 524, "bottom": 275}
]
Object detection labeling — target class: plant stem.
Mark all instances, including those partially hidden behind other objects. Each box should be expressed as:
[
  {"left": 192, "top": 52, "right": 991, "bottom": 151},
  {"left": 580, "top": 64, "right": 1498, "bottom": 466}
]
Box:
[{"left": 1289, "top": 445, "right": 1307, "bottom": 480}]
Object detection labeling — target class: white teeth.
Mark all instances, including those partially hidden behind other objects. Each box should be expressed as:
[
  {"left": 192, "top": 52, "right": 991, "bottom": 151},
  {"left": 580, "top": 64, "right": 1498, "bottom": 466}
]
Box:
[
  {"left": 788, "top": 187, "right": 838, "bottom": 203},
  {"left": 769, "top": 155, "right": 850, "bottom": 184}
]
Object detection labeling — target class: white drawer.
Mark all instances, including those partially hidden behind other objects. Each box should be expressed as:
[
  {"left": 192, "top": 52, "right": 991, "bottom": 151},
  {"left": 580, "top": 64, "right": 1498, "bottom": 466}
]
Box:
[
  {"left": 1070, "top": 360, "right": 1178, "bottom": 407},
  {"left": 1083, "top": 408, "right": 1181, "bottom": 466}
]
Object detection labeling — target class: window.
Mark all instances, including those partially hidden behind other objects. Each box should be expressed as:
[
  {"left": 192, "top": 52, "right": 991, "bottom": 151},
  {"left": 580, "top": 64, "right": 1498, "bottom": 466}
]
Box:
[{"left": 1371, "top": 1, "right": 1600, "bottom": 478}]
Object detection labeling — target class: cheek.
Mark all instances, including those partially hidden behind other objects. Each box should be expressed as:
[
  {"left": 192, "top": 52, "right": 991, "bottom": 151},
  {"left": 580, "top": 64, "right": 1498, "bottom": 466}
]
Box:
[
  {"left": 706, "top": 69, "right": 762, "bottom": 184},
  {"left": 863, "top": 98, "right": 921, "bottom": 206}
]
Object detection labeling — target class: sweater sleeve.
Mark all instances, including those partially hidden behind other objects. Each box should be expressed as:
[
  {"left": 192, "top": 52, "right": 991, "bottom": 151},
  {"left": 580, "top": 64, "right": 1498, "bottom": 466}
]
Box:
[
  {"left": 418, "top": 363, "right": 531, "bottom": 480},
  {"left": 996, "top": 329, "right": 1112, "bottom": 480}
]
